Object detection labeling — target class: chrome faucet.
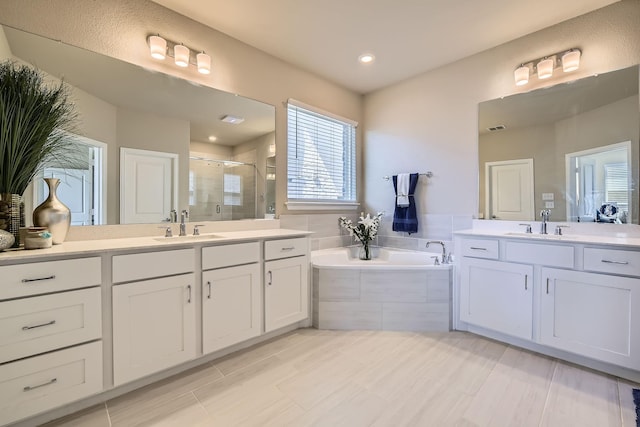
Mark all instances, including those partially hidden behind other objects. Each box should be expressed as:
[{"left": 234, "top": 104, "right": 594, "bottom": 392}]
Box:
[
  {"left": 179, "top": 210, "right": 189, "bottom": 236},
  {"left": 540, "top": 209, "right": 550, "bottom": 234},
  {"left": 426, "top": 240, "right": 447, "bottom": 264}
]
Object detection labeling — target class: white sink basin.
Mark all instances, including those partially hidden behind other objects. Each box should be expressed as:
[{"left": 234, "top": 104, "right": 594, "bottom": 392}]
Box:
[{"left": 153, "top": 234, "right": 223, "bottom": 242}]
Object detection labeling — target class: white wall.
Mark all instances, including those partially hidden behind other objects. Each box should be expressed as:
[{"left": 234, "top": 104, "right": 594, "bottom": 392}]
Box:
[{"left": 364, "top": 1, "right": 640, "bottom": 240}]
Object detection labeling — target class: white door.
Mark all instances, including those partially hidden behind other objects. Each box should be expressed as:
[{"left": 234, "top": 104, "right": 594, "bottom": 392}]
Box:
[
  {"left": 202, "top": 264, "right": 261, "bottom": 354},
  {"left": 120, "top": 148, "right": 177, "bottom": 224},
  {"left": 112, "top": 273, "right": 196, "bottom": 385},
  {"left": 264, "top": 256, "right": 309, "bottom": 332},
  {"left": 486, "top": 159, "right": 534, "bottom": 221},
  {"left": 540, "top": 268, "right": 640, "bottom": 370},
  {"left": 460, "top": 257, "right": 533, "bottom": 340}
]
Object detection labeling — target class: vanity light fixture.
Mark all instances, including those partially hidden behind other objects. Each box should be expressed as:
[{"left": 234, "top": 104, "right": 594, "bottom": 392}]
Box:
[
  {"left": 513, "top": 48, "right": 582, "bottom": 86},
  {"left": 147, "top": 34, "right": 211, "bottom": 75},
  {"left": 197, "top": 52, "right": 211, "bottom": 74},
  {"left": 174, "top": 44, "right": 190, "bottom": 67},
  {"left": 514, "top": 65, "right": 529, "bottom": 86},
  {"left": 562, "top": 49, "right": 581, "bottom": 72},
  {"left": 149, "top": 35, "right": 167, "bottom": 60}
]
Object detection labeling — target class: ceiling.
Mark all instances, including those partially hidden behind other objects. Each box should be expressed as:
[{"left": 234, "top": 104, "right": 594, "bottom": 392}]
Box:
[{"left": 152, "top": 0, "right": 619, "bottom": 94}]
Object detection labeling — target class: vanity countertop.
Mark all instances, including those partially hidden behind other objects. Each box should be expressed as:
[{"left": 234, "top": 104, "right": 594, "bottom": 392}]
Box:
[
  {"left": 455, "top": 228, "right": 640, "bottom": 249},
  {"left": 0, "top": 228, "right": 313, "bottom": 264}
]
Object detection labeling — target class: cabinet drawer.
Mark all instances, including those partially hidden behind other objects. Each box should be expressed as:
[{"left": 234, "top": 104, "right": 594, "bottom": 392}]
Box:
[
  {"left": 265, "top": 237, "right": 308, "bottom": 260},
  {"left": 0, "top": 288, "right": 101, "bottom": 364},
  {"left": 505, "top": 241, "right": 574, "bottom": 268},
  {"left": 0, "top": 257, "right": 101, "bottom": 300},
  {"left": 460, "top": 238, "right": 499, "bottom": 259},
  {"left": 0, "top": 341, "right": 103, "bottom": 426},
  {"left": 112, "top": 248, "right": 194, "bottom": 283},
  {"left": 584, "top": 247, "right": 640, "bottom": 277},
  {"left": 203, "top": 242, "right": 260, "bottom": 270}
]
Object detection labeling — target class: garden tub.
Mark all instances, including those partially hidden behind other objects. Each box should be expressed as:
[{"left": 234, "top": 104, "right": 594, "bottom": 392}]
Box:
[{"left": 311, "top": 247, "right": 452, "bottom": 331}]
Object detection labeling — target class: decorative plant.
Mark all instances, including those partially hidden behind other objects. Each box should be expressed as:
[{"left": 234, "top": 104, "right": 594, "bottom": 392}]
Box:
[
  {"left": 0, "top": 60, "right": 79, "bottom": 195},
  {"left": 339, "top": 212, "right": 383, "bottom": 259}
]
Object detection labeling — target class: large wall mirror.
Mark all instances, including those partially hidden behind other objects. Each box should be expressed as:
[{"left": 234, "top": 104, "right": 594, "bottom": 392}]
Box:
[
  {"left": 479, "top": 65, "right": 639, "bottom": 224},
  {"left": 0, "top": 24, "right": 276, "bottom": 225}
]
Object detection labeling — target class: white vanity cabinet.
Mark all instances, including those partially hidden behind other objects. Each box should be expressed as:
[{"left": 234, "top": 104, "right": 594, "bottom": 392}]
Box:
[
  {"left": 0, "top": 257, "right": 103, "bottom": 426},
  {"left": 201, "top": 242, "right": 261, "bottom": 354},
  {"left": 112, "top": 249, "right": 196, "bottom": 386},
  {"left": 540, "top": 266, "right": 640, "bottom": 370},
  {"left": 264, "top": 238, "right": 309, "bottom": 332},
  {"left": 460, "top": 257, "right": 533, "bottom": 340},
  {"left": 456, "top": 231, "right": 640, "bottom": 379}
]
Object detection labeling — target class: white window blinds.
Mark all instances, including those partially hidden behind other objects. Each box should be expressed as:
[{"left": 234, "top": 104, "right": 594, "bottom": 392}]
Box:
[
  {"left": 287, "top": 100, "right": 356, "bottom": 203},
  {"left": 604, "top": 162, "right": 628, "bottom": 212}
]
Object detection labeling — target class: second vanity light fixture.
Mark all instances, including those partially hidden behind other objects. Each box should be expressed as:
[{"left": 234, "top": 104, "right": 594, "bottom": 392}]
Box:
[
  {"left": 148, "top": 35, "right": 211, "bottom": 75},
  {"left": 514, "top": 48, "right": 581, "bottom": 86}
]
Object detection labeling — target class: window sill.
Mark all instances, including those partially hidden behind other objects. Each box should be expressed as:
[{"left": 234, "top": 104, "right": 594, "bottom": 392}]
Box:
[{"left": 285, "top": 201, "right": 360, "bottom": 211}]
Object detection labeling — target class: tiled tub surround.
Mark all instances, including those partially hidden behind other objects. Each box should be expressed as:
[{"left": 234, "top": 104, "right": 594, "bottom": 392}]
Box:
[
  {"left": 311, "top": 247, "right": 452, "bottom": 331},
  {"left": 280, "top": 213, "right": 473, "bottom": 254}
]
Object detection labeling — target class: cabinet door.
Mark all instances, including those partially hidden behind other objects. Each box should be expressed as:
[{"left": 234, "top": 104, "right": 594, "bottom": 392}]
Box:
[
  {"left": 540, "top": 268, "right": 640, "bottom": 370},
  {"left": 202, "top": 264, "right": 261, "bottom": 354},
  {"left": 460, "top": 257, "right": 533, "bottom": 340},
  {"left": 264, "top": 256, "right": 309, "bottom": 332},
  {"left": 112, "top": 273, "right": 196, "bottom": 385}
]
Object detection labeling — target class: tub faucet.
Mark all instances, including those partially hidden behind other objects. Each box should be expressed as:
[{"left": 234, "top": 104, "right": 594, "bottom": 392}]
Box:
[
  {"left": 540, "top": 209, "right": 550, "bottom": 234},
  {"left": 426, "top": 240, "right": 447, "bottom": 264},
  {"left": 179, "top": 210, "right": 189, "bottom": 236}
]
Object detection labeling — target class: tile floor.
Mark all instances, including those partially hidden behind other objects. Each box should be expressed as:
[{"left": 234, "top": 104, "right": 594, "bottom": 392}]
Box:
[{"left": 44, "top": 329, "right": 639, "bottom": 427}]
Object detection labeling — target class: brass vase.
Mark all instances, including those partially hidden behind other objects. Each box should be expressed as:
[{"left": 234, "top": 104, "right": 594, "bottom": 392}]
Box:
[
  {"left": 33, "top": 178, "right": 71, "bottom": 245},
  {"left": 0, "top": 193, "right": 23, "bottom": 248}
]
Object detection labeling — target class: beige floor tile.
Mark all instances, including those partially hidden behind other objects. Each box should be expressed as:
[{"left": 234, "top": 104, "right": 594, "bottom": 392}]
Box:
[
  {"left": 45, "top": 329, "right": 635, "bottom": 427},
  {"left": 461, "top": 346, "right": 557, "bottom": 427},
  {"left": 109, "top": 392, "right": 208, "bottom": 427},
  {"left": 540, "top": 362, "right": 621, "bottom": 427},
  {"left": 107, "top": 362, "right": 223, "bottom": 419},
  {"left": 213, "top": 331, "right": 311, "bottom": 376},
  {"left": 43, "top": 404, "right": 111, "bottom": 427},
  {"left": 276, "top": 350, "right": 366, "bottom": 410}
]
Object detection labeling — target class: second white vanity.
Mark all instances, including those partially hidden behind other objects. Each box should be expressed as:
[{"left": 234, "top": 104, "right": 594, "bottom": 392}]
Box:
[{"left": 454, "top": 224, "right": 640, "bottom": 382}]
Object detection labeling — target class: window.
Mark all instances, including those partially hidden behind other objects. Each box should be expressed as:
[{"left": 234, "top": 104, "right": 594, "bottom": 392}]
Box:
[
  {"left": 223, "top": 173, "right": 242, "bottom": 206},
  {"left": 604, "top": 162, "right": 628, "bottom": 213},
  {"left": 287, "top": 99, "right": 357, "bottom": 208}
]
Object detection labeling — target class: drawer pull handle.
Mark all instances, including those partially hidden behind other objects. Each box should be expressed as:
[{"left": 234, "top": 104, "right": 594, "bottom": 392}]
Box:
[
  {"left": 546, "top": 278, "right": 550, "bottom": 294},
  {"left": 21, "top": 275, "right": 56, "bottom": 283},
  {"left": 601, "top": 259, "right": 629, "bottom": 265},
  {"left": 24, "top": 378, "right": 57, "bottom": 392},
  {"left": 22, "top": 320, "right": 56, "bottom": 331},
  {"left": 469, "top": 247, "right": 487, "bottom": 251},
  {"left": 524, "top": 275, "right": 528, "bottom": 291},
  {"left": 207, "top": 281, "right": 212, "bottom": 299},
  {"left": 187, "top": 285, "right": 192, "bottom": 304},
  {"left": 280, "top": 247, "right": 295, "bottom": 251},
  {"left": 268, "top": 271, "right": 272, "bottom": 286}
]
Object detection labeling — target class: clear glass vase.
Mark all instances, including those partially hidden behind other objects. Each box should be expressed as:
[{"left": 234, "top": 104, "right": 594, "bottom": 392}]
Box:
[{"left": 359, "top": 242, "right": 372, "bottom": 260}]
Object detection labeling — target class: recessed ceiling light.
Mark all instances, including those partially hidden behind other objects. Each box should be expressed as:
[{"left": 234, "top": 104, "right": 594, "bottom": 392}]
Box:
[
  {"left": 208, "top": 135, "right": 218, "bottom": 142},
  {"left": 358, "top": 53, "right": 375, "bottom": 64},
  {"left": 220, "top": 114, "right": 245, "bottom": 124}
]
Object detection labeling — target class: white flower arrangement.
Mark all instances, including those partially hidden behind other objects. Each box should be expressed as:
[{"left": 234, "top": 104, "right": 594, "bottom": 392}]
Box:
[{"left": 339, "top": 212, "right": 383, "bottom": 245}]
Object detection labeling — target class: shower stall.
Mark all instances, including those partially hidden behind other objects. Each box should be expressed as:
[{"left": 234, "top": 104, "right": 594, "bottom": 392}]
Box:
[{"left": 189, "top": 157, "right": 257, "bottom": 221}]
